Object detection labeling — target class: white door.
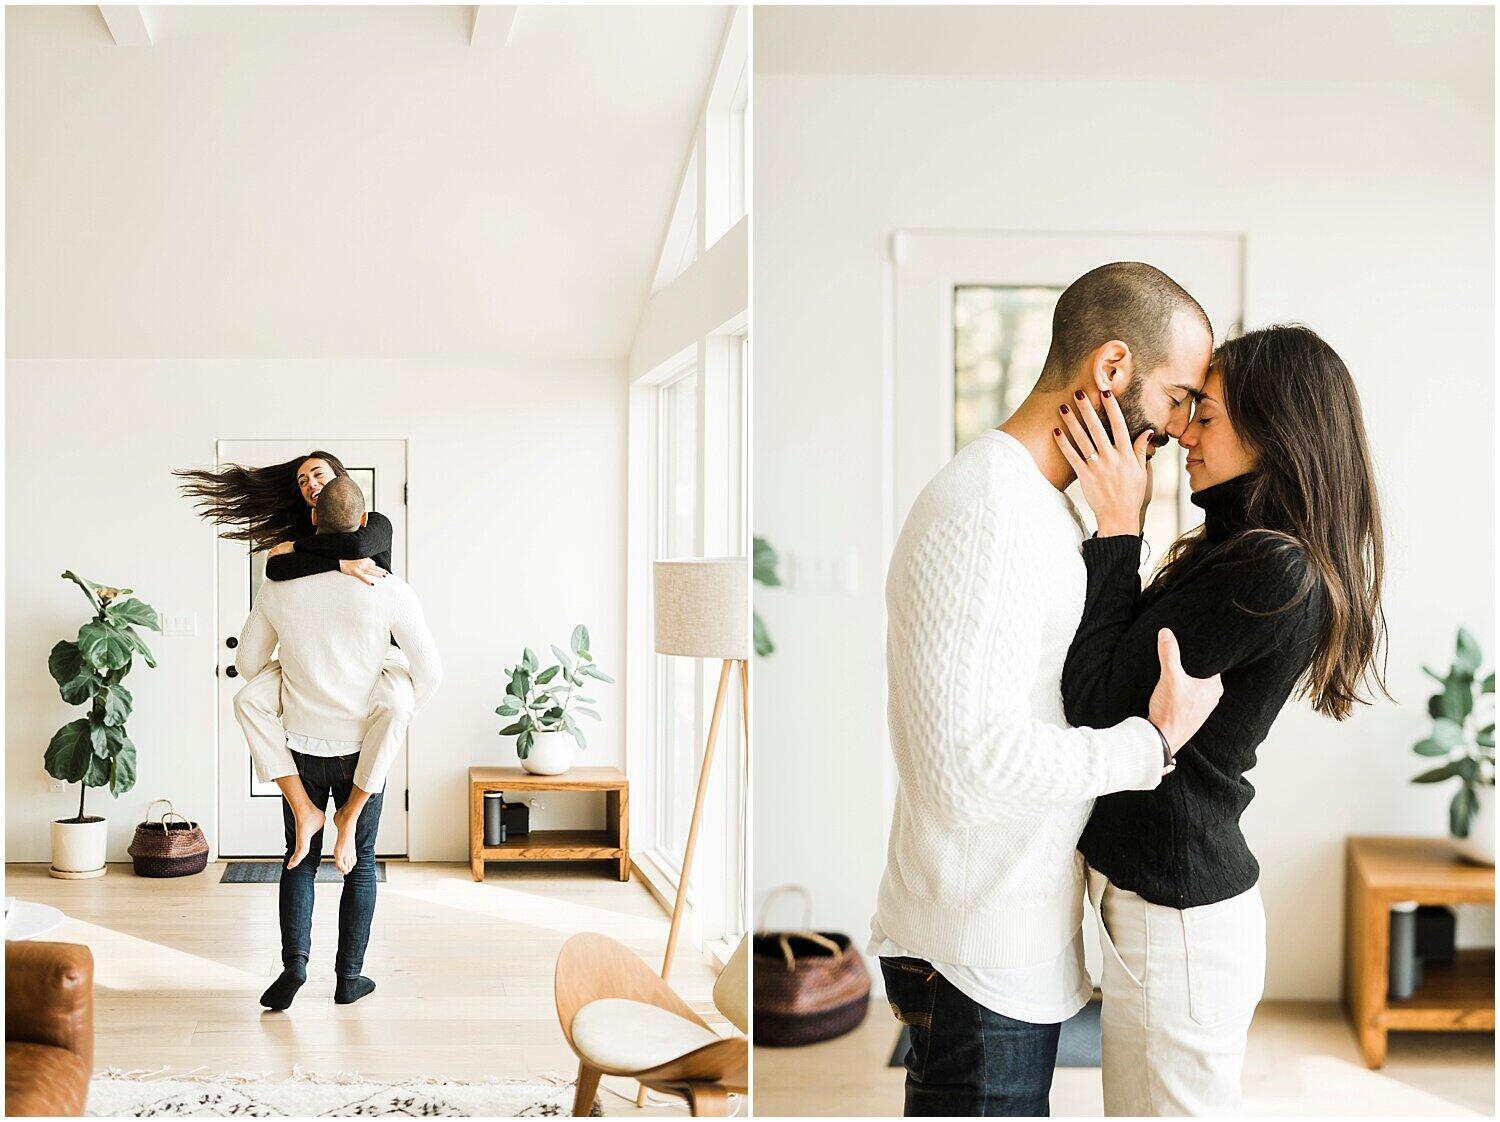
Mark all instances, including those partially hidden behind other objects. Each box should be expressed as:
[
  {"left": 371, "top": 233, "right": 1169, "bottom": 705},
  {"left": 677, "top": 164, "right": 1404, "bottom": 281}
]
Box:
[
  {"left": 888, "top": 230, "right": 1244, "bottom": 987},
  {"left": 216, "top": 439, "right": 409, "bottom": 858}
]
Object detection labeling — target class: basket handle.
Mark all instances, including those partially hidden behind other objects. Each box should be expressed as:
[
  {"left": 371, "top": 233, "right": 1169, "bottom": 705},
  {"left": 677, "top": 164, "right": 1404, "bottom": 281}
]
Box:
[
  {"left": 158, "top": 811, "right": 197, "bottom": 835},
  {"left": 756, "top": 883, "right": 813, "bottom": 933},
  {"left": 144, "top": 798, "right": 175, "bottom": 825},
  {"left": 777, "top": 930, "right": 844, "bottom": 971}
]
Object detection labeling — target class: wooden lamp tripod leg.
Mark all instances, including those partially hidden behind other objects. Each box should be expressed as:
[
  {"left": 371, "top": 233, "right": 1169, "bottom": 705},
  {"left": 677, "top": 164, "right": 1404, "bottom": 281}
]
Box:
[{"left": 637, "top": 657, "right": 737, "bottom": 1109}]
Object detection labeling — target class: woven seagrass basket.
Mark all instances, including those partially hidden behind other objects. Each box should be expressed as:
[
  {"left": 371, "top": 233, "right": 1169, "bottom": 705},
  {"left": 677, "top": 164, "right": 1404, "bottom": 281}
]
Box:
[
  {"left": 752, "top": 885, "right": 870, "bottom": 1047},
  {"left": 128, "top": 799, "right": 209, "bottom": 878}
]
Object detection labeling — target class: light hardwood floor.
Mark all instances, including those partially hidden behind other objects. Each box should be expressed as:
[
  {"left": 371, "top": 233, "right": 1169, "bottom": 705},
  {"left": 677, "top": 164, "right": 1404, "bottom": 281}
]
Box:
[
  {"left": 754, "top": 998, "right": 1495, "bottom": 1117},
  {"left": 7, "top": 860, "right": 730, "bottom": 1116}
]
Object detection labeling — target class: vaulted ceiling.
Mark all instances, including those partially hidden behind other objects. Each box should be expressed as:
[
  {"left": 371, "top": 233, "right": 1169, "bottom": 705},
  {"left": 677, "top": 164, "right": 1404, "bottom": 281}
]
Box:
[{"left": 6, "top": 6, "right": 729, "bottom": 360}]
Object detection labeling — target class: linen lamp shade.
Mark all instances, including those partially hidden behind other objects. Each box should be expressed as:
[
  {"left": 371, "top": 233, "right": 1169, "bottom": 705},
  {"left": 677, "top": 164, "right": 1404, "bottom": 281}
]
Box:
[{"left": 653, "top": 557, "right": 750, "bottom": 660}]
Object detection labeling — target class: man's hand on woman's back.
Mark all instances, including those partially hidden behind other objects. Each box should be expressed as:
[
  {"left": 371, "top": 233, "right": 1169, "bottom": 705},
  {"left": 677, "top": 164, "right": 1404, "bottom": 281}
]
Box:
[{"left": 1148, "top": 628, "right": 1223, "bottom": 757}]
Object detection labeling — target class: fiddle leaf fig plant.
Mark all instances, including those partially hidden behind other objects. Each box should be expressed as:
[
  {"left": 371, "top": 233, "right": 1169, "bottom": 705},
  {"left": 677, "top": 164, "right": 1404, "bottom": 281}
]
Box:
[
  {"left": 496, "top": 624, "right": 615, "bottom": 758},
  {"left": 45, "top": 572, "right": 159, "bottom": 821},
  {"left": 1411, "top": 627, "right": 1494, "bottom": 837}
]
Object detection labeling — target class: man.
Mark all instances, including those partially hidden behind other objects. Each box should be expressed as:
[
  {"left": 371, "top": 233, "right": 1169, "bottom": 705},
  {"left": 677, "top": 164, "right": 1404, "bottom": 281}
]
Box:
[
  {"left": 872, "top": 262, "right": 1219, "bottom": 1116},
  {"left": 234, "top": 476, "right": 442, "bottom": 1011}
]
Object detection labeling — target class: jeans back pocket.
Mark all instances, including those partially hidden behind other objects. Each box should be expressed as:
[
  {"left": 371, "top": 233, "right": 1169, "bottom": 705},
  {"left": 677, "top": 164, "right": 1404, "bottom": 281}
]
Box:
[{"left": 880, "top": 957, "right": 937, "bottom": 1079}]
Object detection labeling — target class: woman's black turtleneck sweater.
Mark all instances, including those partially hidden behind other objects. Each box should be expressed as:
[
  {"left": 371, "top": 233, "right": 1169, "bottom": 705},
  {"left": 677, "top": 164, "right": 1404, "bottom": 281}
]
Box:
[{"left": 1065, "top": 474, "right": 1326, "bottom": 909}]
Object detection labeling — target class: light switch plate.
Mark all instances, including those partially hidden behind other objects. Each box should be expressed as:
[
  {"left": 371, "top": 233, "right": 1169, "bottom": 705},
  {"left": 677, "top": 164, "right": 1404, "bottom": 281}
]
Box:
[
  {"left": 784, "top": 548, "right": 860, "bottom": 595},
  {"left": 161, "top": 611, "right": 198, "bottom": 637}
]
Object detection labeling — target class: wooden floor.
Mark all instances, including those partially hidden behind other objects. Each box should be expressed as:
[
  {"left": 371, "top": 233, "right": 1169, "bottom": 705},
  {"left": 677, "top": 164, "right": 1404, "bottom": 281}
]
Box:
[
  {"left": 7, "top": 861, "right": 730, "bottom": 1116},
  {"left": 754, "top": 998, "right": 1495, "bottom": 1117}
]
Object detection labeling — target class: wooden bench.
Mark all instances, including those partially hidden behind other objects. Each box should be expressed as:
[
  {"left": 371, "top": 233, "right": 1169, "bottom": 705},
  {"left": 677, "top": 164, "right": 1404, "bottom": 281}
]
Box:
[
  {"left": 468, "top": 766, "right": 628, "bottom": 882},
  {"left": 1345, "top": 835, "right": 1494, "bottom": 1067}
]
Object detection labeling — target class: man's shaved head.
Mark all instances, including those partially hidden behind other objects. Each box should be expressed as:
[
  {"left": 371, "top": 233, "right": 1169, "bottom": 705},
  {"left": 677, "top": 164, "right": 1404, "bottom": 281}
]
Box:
[
  {"left": 314, "top": 476, "right": 365, "bottom": 534},
  {"left": 1036, "top": 262, "right": 1212, "bottom": 389}
]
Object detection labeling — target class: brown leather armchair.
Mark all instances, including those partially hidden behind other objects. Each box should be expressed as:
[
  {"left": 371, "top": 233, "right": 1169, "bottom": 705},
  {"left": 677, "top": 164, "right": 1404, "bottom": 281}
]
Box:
[{"left": 6, "top": 941, "right": 94, "bottom": 1117}]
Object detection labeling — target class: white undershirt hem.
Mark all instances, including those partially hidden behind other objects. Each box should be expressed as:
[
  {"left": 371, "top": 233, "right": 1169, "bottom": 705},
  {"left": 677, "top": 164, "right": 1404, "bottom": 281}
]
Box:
[
  {"left": 286, "top": 731, "right": 363, "bottom": 758},
  {"left": 869, "top": 920, "right": 1093, "bottom": 1025}
]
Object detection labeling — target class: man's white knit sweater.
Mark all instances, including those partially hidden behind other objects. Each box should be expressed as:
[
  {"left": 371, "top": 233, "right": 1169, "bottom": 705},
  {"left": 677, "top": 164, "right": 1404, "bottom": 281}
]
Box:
[
  {"left": 236, "top": 571, "right": 443, "bottom": 743},
  {"left": 875, "top": 429, "right": 1164, "bottom": 970}
]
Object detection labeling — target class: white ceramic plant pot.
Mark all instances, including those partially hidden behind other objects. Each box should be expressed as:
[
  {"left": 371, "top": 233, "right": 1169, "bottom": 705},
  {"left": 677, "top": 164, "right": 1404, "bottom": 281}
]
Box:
[
  {"left": 1454, "top": 784, "right": 1495, "bottom": 865},
  {"left": 521, "top": 732, "right": 576, "bottom": 776},
  {"left": 50, "top": 817, "right": 108, "bottom": 879}
]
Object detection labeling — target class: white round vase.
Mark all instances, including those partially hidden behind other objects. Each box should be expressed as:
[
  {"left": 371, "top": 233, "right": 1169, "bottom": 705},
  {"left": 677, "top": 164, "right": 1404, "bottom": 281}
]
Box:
[
  {"left": 1454, "top": 784, "right": 1495, "bottom": 865},
  {"left": 521, "top": 732, "right": 576, "bottom": 776},
  {"left": 50, "top": 817, "right": 108, "bottom": 879}
]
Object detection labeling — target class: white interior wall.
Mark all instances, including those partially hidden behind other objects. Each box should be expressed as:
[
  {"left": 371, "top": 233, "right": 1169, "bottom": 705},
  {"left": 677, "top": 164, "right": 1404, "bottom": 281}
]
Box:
[
  {"left": 752, "top": 58, "right": 1494, "bottom": 995},
  {"left": 6, "top": 359, "right": 626, "bottom": 862}
]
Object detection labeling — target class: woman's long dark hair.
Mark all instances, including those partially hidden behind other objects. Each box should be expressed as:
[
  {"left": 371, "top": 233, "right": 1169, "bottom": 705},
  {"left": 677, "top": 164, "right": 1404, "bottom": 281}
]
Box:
[
  {"left": 1149, "top": 325, "right": 1388, "bottom": 720},
  {"left": 174, "top": 450, "right": 349, "bottom": 553}
]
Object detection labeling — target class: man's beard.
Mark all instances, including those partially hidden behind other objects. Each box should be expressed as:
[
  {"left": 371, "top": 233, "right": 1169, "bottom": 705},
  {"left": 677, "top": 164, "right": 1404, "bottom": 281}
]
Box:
[{"left": 1117, "top": 377, "right": 1170, "bottom": 447}]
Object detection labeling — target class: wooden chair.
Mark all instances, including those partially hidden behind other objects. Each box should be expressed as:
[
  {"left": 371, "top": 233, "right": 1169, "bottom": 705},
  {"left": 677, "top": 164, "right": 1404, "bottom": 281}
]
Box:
[{"left": 555, "top": 932, "right": 748, "bottom": 1116}]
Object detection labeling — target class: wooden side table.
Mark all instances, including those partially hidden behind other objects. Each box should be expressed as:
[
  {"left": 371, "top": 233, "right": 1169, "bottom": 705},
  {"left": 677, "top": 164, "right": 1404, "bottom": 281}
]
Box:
[
  {"left": 1344, "top": 836, "right": 1495, "bottom": 1068},
  {"left": 468, "top": 766, "right": 628, "bottom": 883}
]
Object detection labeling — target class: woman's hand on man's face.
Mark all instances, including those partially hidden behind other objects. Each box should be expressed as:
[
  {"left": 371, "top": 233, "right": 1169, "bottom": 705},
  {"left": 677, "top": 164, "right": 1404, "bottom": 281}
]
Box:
[{"left": 1052, "top": 388, "right": 1157, "bottom": 538}]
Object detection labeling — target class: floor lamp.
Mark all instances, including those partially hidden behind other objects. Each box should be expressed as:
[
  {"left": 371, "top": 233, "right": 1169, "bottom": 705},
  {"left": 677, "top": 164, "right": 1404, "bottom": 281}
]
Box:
[{"left": 638, "top": 556, "right": 750, "bottom": 1108}]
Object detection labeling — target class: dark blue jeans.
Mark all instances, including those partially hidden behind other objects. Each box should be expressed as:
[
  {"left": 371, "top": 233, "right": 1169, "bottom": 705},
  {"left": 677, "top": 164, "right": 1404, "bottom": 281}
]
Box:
[
  {"left": 881, "top": 957, "right": 1061, "bottom": 1117},
  {"left": 279, "top": 750, "right": 384, "bottom": 978}
]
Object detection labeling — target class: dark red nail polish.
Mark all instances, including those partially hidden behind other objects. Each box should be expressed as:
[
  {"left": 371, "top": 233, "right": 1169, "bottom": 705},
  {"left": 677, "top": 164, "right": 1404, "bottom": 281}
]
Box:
[
  {"left": 1060, "top": 404, "right": 1070, "bottom": 414},
  {"left": 1053, "top": 428, "right": 1061, "bottom": 436},
  {"left": 1102, "top": 389, "right": 1112, "bottom": 398},
  {"left": 1074, "top": 389, "right": 1086, "bottom": 400}
]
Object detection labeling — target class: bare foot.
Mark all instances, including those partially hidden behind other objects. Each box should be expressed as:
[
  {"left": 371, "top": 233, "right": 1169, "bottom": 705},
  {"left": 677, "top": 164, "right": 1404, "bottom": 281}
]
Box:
[
  {"left": 332, "top": 803, "right": 361, "bottom": 874},
  {"left": 286, "top": 804, "right": 325, "bottom": 870}
]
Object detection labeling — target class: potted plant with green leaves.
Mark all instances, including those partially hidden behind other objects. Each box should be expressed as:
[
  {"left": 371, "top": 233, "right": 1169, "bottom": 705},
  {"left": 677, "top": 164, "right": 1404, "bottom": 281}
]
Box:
[
  {"left": 753, "top": 535, "right": 781, "bottom": 657},
  {"left": 496, "top": 625, "right": 614, "bottom": 776},
  {"left": 1411, "top": 627, "right": 1494, "bottom": 864},
  {"left": 45, "top": 572, "right": 159, "bottom": 879}
]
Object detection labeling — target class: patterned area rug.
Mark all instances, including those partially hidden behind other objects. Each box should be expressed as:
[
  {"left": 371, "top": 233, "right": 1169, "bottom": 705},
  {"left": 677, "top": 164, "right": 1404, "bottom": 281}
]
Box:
[{"left": 87, "top": 1068, "right": 603, "bottom": 1116}]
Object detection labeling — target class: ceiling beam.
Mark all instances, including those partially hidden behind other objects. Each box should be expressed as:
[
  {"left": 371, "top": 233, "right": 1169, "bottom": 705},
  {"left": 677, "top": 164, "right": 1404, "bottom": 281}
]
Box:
[
  {"left": 469, "top": 6, "right": 519, "bottom": 48},
  {"left": 99, "top": 6, "right": 153, "bottom": 46}
]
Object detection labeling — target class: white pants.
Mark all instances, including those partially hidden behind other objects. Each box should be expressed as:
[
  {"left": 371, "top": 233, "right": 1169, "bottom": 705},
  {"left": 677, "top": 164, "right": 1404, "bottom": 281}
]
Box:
[
  {"left": 1087, "top": 867, "right": 1266, "bottom": 1117},
  {"left": 233, "top": 649, "right": 416, "bottom": 794}
]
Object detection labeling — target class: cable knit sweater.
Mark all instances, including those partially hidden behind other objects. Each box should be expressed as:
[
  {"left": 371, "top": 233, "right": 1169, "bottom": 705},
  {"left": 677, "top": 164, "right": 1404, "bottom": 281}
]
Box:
[
  {"left": 875, "top": 430, "right": 1166, "bottom": 969},
  {"left": 236, "top": 570, "right": 442, "bottom": 743}
]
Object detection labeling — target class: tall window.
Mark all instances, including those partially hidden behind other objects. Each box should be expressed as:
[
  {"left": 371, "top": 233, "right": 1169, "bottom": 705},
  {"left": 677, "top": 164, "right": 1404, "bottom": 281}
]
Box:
[
  {"left": 639, "top": 340, "right": 748, "bottom": 944},
  {"left": 627, "top": 4, "right": 749, "bottom": 958},
  {"left": 954, "top": 284, "right": 1184, "bottom": 567},
  {"left": 656, "top": 369, "right": 701, "bottom": 864}
]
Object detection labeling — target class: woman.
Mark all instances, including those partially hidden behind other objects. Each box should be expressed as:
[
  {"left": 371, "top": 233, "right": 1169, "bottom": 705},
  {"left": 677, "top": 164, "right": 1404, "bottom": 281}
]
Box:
[
  {"left": 175, "top": 450, "right": 392, "bottom": 585},
  {"left": 1051, "top": 325, "right": 1387, "bottom": 1116},
  {"left": 175, "top": 451, "right": 413, "bottom": 877}
]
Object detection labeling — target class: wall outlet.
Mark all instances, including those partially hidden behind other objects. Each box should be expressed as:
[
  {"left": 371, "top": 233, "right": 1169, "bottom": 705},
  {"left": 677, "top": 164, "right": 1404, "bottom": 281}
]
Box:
[
  {"left": 48, "top": 779, "right": 65, "bottom": 793},
  {"left": 161, "top": 610, "right": 198, "bottom": 637}
]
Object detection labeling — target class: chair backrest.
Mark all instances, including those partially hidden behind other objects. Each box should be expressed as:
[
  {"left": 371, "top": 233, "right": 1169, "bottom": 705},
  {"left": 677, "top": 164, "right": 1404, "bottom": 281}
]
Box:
[{"left": 712, "top": 934, "right": 749, "bottom": 1034}]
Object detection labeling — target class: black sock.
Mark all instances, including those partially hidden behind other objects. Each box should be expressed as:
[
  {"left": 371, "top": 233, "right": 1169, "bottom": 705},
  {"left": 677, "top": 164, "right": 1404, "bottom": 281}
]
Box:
[
  {"left": 260, "top": 959, "right": 307, "bottom": 1011},
  {"left": 335, "top": 974, "right": 376, "bottom": 1005}
]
